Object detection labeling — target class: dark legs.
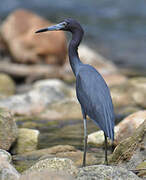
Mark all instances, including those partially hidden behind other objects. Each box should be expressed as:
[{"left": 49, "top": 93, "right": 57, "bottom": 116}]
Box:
[
  {"left": 104, "top": 132, "right": 108, "bottom": 165},
  {"left": 82, "top": 117, "right": 87, "bottom": 167}
]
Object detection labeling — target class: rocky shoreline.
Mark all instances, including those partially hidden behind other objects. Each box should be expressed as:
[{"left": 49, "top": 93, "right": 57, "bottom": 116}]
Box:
[{"left": 0, "top": 9, "right": 145, "bottom": 180}]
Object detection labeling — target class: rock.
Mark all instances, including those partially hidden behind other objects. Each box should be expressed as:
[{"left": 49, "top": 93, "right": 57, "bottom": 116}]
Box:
[
  {"left": 110, "top": 82, "right": 135, "bottom": 109},
  {"left": 14, "top": 128, "right": 39, "bottom": 154},
  {"left": 88, "top": 130, "right": 111, "bottom": 147},
  {"left": 76, "top": 165, "right": 141, "bottom": 180},
  {"left": 0, "top": 150, "right": 20, "bottom": 180},
  {"left": 24, "top": 157, "right": 78, "bottom": 176},
  {"left": 135, "top": 161, "right": 146, "bottom": 179},
  {"left": 130, "top": 77, "right": 146, "bottom": 108},
  {"left": 0, "top": 9, "right": 67, "bottom": 64},
  {"left": 0, "top": 149, "right": 12, "bottom": 163},
  {"left": 110, "top": 119, "right": 146, "bottom": 172},
  {"left": 20, "top": 170, "right": 75, "bottom": 180},
  {"left": 115, "top": 110, "right": 146, "bottom": 143},
  {"left": 0, "top": 73, "right": 15, "bottom": 97},
  {"left": 0, "top": 79, "right": 71, "bottom": 115},
  {"left": 88, "top": 110, "right": 146, "bottom": 147},
  {"left": 41, "top": 98, "right": 81, "bottom": 120},
  {"left": 0, "top": 108, "right": 18, "bottom": 150},
  {"left": 13, "top": 145, "right": 98, "bottom": 168}
]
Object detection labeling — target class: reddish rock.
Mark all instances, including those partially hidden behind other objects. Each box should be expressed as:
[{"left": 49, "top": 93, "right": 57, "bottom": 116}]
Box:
[
  {"left": 115, "top": 110, "right": 146, "bottom": 143},
  {"left": 0, "top": 9, "right": 67, "bottom": 65}
]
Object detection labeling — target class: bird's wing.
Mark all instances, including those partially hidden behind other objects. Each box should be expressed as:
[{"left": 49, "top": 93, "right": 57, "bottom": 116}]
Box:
[{"left": 76, "top": 65, "right": 114, "bottom": 140}]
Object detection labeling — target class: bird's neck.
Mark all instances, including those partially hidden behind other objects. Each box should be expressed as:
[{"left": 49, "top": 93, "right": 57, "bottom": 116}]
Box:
[{"left": 69, "top": 29, "right": 83, "bottom": 76}]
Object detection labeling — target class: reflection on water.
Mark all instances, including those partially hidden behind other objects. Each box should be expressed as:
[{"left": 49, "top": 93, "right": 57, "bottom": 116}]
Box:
[{"left": 0, "top": 0, "right": 146, "bottom": 71}]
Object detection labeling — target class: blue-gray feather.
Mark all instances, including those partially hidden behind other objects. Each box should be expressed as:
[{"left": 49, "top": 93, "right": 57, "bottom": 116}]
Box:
[{"left": 76, "top": 64, "right": 114, "bottom": 141}]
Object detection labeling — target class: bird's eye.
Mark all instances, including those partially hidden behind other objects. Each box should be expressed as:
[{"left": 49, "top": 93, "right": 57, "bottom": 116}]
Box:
[{"left": 63, "top": 22, "right": 68, "bottom": 26}]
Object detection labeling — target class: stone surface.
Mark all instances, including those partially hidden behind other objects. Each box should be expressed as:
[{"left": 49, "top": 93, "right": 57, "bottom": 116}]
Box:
[
  {"left": 0, "top": 149, "right": 12, "bottom": 163},
  {"left": 14, "top": 128, "right": 39, "bottom": 154},
  {"left": 0, "top": 73, "right": 15, "bottom": 97},
  {"left": 115, "top": 110, "right": 146, "bottom": 143},
  {"left": 88, "top": 110, "right": 146, "bottom": 146},
  {"left": 24, "top": 157, "right": 78, "bottom": 176},
  {"left": 110, "top": 119, "right": 146, "bottom": 172},
  {"left": 76, "top": 165, "right": 141, "bottom": 180},
  {"left": 20, "top": 170, "right": 75, "bottom": 180},
  {"left": 0, "top": 79, "right": 71, "bottom": 115},
  {"left": 130, "top": 77, "right": 146, "bottom": 108},
  {"left": 0, "top": 108, "right": 18, "bottom": 150},
  {"left": 0, "top": 9, "right": 67, "bottom": 64},
  {"left": 0, "top": 151, "right": 20, "bottom": 180},
  {"left": 41, "top": 98, "right": 81, "bottom": 120}
]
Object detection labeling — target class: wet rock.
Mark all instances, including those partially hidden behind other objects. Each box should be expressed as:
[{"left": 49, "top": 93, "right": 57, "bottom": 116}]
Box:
[
  {"left": 0, "top": 108, "right": 18, "bottom": 150},
  {"left": 76, "top": 165, "right": 141, "bottom": 180},
  {"left": 88, "top": 110, "right": 146, "bottom": 147},
  {"left": 23, "top": 157, "right": 78, "bottom": 176},
  {"left": 14, "top": 128, "right": 39, "bottom": 154},
  {"left": 0, "top": 9, "right": 67, "bottom": 64},
  {"left": 0, "top": 150, "right": 20, "bottom": 180},
  {"left": 0, "top": 79, "right": 71, "bottom": 115},
  {"left": 110, "top": 119, "right": 146, "bottom": 172},
  {"left": 0, "top": 73, "right": 15, "bottom": 97},
  {"left": 130, "top": 77, "right": 146, "bottom": 108},
  {"left": 13, "top": 145, "right": 98, "bottom": 168},
  {"left": 20, "top": 170, "right": 75, "bottom": 180}
]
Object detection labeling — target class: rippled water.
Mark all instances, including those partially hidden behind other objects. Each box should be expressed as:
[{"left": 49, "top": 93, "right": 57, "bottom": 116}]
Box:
[{"left": 0, "top": 0, "right": 146, "bottom": 71}]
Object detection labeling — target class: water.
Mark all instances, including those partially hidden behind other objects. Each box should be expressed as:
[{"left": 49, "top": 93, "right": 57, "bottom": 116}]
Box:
[{"left": 0, "top": 0, "right": 146, "bottom": 72}]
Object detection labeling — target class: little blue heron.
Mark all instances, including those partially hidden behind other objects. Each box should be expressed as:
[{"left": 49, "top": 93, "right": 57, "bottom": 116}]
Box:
[{"left": 36, "top": 19, "right": 115, "bottom": 166}]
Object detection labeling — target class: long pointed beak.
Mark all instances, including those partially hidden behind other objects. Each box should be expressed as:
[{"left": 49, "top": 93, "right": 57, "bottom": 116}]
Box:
[{"left": 35, "top": 22, "right": 66, "bottom": 33}]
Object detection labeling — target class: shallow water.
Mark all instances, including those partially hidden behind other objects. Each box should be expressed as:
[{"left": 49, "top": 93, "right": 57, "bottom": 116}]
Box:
[{"left": 0, "top": 0, "right": 146, "bottom": 71}]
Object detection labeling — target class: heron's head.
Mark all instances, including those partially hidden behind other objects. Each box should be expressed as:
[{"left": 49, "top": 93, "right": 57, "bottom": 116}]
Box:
[{"left": 35, "top": 18, "right": 83, "bottom": 34}]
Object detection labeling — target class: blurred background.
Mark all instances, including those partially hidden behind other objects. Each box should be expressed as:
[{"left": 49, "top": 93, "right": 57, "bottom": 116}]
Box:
[{"left": 1, "top": 0, "right": 146, "bottom": 72}]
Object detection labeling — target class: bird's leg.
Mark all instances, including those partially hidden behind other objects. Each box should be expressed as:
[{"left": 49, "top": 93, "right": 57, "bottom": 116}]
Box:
[
  {"left": 82, "top": 117, "right": 87, "bottom": 167},
  {"left": 104, "top": 132, "right": 108, "bottom": 165}
]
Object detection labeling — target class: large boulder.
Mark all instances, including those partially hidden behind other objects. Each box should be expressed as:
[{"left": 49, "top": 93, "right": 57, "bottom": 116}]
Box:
[
  {"left": 0, "top": 108, "right": 18, "bottom": 150},
  {"left": 0, "top": 9, "right": 67, "bottom": 65}
]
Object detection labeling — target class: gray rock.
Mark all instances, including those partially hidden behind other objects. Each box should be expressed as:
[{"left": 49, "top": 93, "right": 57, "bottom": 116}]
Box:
[
  {"left": 76, "top": 165, "right": 141, "bottom": 180},
  {"left": 0, "top": 108, "right": 18, "bottom": 150},
  {"left": 0, "top": 149, "right": 11, "bottom": 163},
  {"left": 24, "top": 157, "right": 78, "bottom": 176},
  {"left": 0, "top": 152, "right": 20, "bottom": 180},
  {"left": 0, "top": 79, "right": 72, "bottom": 115},
  {"left": 20, "top": 170, "right": 75, "bottom": 180}
]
